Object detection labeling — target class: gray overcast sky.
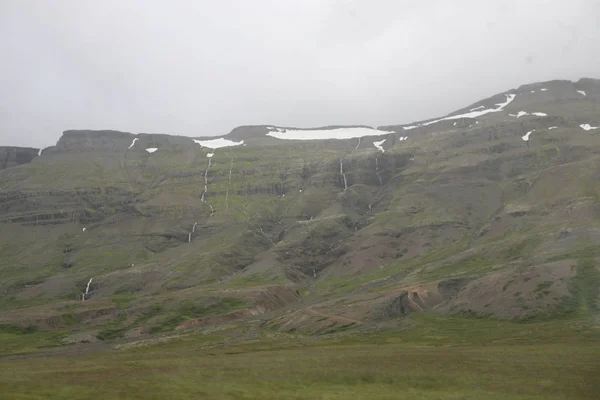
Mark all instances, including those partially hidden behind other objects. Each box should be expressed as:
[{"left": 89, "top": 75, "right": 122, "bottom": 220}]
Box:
[{"left": 1, "top": 0, "right": 599, "bottom": 148}]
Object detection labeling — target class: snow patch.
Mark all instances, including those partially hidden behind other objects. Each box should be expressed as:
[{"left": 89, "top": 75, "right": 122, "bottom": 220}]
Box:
[
  {"left": 522, "top": 130, "right": 535, "bottom": 141},
  {"left": 38, "top": 148, "right": 43, "bottom": 156},
  {"left": 470, "top": 105, "right": 485, "bottom": 111},
  {"left": 580, "top": 124, "right": 599, "bottom": 131},
  {"left": 540, "top": 88, "right": 548, "bottom": 92},
  {"left": 509, "top": 111, "right": 547, "bottom": 118},
  {"left": 82, "top": 228, "right": 86, "bottom": 232},
  {"left": 207, "top": 153, "right": 214, "bottom": 158},
  {"left": 373, "top": 139, "right": 386, "bottom": 152},
  {"left": 577, "top": 90, "right": 587, "bottom": 96},
  {"left": 402, "top": 125, "right": 419, "bottom": 131},
  {"left": 419, "top": 93, "right": 516, "bottom": 127},
  {"left": 399, "top": 136, "right": 408, "bottom": 141},
  {"left": 548, "top": 126, "right": 558, "bottom": 130},
  {"left": 193, "top": 138, "right": 244, "bottom": 149},
  {"left": 530, "top": 90, "right": 536, "bottom": 93},
  {"left": 266, "top": 127, "right": 392, "bottom": 141},
  {"left": 509, "top": 111, "right": 530, "bottom": 118},
  {"left": 128, "top": 137, "right": 139, "bottom": 149},
  {"left": 146, "top": 148, "right": 158, "bottom": 153}
]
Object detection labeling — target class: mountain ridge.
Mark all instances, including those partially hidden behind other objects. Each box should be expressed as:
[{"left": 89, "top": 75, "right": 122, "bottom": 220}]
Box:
[
  {"left": 6, "top": 77, "right": 599, "bottom": 162},
  {"left": 0, "top": 77, "right": 599, "bottom": 351}
]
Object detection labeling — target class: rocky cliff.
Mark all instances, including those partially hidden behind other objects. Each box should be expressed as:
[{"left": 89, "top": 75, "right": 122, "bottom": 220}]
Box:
[{"left": 0, "top": 146, "right": 39, "bottom": 170}]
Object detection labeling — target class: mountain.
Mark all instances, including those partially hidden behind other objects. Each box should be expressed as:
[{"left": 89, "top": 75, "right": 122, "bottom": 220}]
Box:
[{"left": 0, "top": 78, "right": 599, "bottom": 347}]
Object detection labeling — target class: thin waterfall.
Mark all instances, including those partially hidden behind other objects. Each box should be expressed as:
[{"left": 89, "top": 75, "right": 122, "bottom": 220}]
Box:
[
  {"left": 188, "top": 222, "right": 198, "bottom": 242},
  {"left": 201, "top": 153, "right": 215, "bottom": 217},
  {"left": 375, "top": 156, "right": 382, "bottom": 186},
  {"left": 352, "top": 137, "right": 361, "bottom": 153},
  {"left": 340, "top": 160, "right": 348, "bottom": 191},
  {"left": 81, "top": 278, "right": 93, "bottom": 301},
  {"left": 225, "top": 156, "right": 234, "bottom": 210}
]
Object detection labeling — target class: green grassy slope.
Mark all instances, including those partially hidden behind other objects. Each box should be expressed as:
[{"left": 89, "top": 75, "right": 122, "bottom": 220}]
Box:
[{"left": 0, "top": 79, "right": 599, "bottom": 348}]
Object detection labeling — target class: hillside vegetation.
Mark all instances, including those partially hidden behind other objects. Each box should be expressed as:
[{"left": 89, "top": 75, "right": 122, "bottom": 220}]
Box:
[{"left": 0, "top": 79, "right": 599, "bottom": 398}]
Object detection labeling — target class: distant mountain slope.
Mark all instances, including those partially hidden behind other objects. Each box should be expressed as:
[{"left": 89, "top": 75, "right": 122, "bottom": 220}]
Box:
[{"left": 0, "top": 78, "right": 599, "bottom": 346}]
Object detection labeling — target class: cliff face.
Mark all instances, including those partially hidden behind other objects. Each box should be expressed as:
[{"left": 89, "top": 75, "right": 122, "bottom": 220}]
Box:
[
  {"left": 0, "top": 146, "right": 39, "bottom": 170},
  {"left": 52, "top": 130, "right": 196, "bottom": 153},
  {"left": 54, "top": 130, "right": 135, "bottom": 152}
]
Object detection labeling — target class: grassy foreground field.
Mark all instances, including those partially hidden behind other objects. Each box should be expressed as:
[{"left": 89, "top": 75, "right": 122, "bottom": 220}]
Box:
[{"left": 1, "top": 313, "right": 599, "bottom": 399}]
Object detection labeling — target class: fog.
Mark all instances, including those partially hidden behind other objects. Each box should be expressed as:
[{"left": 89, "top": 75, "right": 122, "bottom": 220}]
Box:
[{"left": 1, "top": 0, "right": 599, "bottom": 148}]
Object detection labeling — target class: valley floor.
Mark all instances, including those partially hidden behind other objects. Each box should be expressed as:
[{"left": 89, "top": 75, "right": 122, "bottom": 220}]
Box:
[{"left": 1, "top": 313, "right": 599, "bottom": 399}]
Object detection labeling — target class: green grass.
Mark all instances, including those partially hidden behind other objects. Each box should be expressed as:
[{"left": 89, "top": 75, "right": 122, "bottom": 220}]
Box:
[
  {"left": 419, "top": 254, "right": 495, "bottom": 281},
  {"left": 0, "top": 296, "right": 49, "bottom": 313},
  {"left": 96, "top": 312, "right": 128, "bottom": 341},
  {"left": 149, "top": 297, "right": 247, "bottom": 334},
  {"left": 0, "top": 324, "right": 38, "bottom": 335},
  {"left": 535, "top": 281, "right": 554, "bottom": 292},
  {"left": 569, "top": 258, "right": 600, "bottom": 313},
  {"left": 132, "top": 304, "right": 165, "bottom": 327},
  {"left": 525, "top": 257, "right": 600, "bottom": 322},
  {"left": 1, "top": 313, "right": 598, "bottom": 399},
  {"left": 418, "top": 236, "right": 541, "bottom": 282},
  {"left": 96, "top": 304, "right": 166, "bottom": 341},
  {"left": 111, "top": 294, "right": 137, "bottom": 309},
  {"left": 317, "top": 239, "right": 470, "bottom": 296},
  {"left": 96, "top": 327, "right": 128, "bottom": 341},
  {"left": 0, "top": 325, "right": 65, "bottom": 356},
  {"left": 547, "top": 245, "right": 600, "bottom": 262},
  {"left": 223, "top": 272, "right": 289, "bottom": 288}
]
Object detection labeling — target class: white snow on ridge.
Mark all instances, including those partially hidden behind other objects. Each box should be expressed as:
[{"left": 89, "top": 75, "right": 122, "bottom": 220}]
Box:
[
  {"left": 128, "top": 137, "right": 139, "bottom": 149},
  {"left": 509, "top": 111, "right": 547, "bottom": 118},
  {"left": 38, "top": 148, "right": 43, "bottom": 156},
  {"left": 522, "top": 130, "right": 535, "bottom": 141},
  {"left": 420, "top": 93, "right": 516, "bottom": 127},
  {"left": 577, "top": 90, "right": 587, "bottom": 96},
  {"left": 146, "top": 148, "right": 158, "bottom": 153},
  {"left": 193, "top": 138, "right": 244, "bottom": 149},
  {"left": 509, "top": 111, "right": 529, "bottom": 118},
  {"left": 402, "top": 125, "right": 419, "bottom": 131},
  {"left": 266, "top": 127, "right": 393, "bottom": 141},
  {"left": 373, "top": 139, "right": 386, "bottom": 152},
  {"left": 470, "top": 105, "right": 485, "bottom": 111},
  {"left": 580, "top": 124, "right": 599, "bottom": 131}
]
